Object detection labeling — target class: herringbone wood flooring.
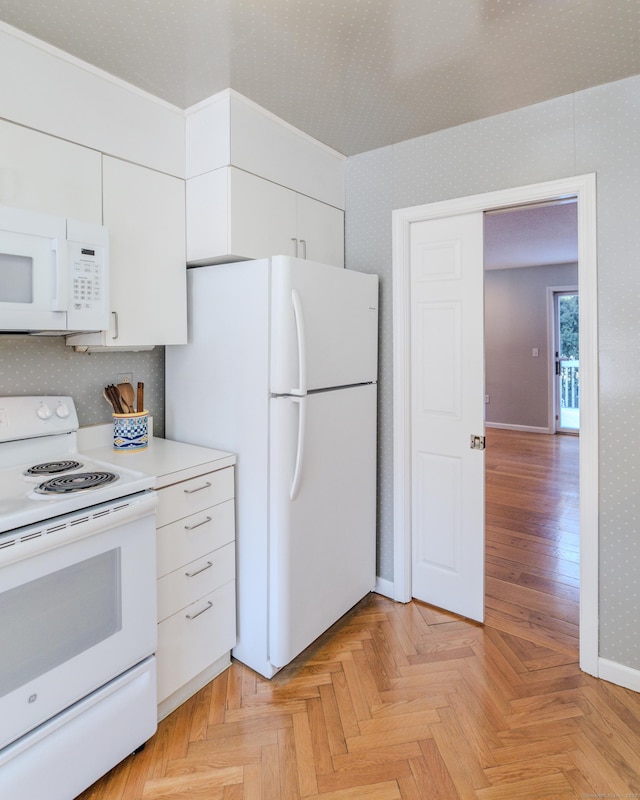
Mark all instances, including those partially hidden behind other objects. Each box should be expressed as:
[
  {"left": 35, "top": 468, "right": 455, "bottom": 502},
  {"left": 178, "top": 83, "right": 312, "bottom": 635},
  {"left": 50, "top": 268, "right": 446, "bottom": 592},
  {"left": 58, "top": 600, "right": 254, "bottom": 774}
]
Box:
[{"left": 77, "top": 430, "right": 640, "bottom": 799}]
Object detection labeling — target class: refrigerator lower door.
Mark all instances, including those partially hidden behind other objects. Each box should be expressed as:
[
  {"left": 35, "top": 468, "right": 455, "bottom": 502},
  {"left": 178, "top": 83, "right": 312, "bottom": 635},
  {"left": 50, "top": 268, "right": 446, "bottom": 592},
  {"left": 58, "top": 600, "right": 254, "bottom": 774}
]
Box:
[{"left": 269, "top": 383, "right": 377, "bottom": 669}]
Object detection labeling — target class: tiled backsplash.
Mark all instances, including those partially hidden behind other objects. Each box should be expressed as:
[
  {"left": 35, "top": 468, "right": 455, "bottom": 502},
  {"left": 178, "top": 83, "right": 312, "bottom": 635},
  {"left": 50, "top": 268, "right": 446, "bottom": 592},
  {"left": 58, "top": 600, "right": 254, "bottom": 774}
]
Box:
[{"left": 0, "top": 335, "right": 165, "bottom": 436}]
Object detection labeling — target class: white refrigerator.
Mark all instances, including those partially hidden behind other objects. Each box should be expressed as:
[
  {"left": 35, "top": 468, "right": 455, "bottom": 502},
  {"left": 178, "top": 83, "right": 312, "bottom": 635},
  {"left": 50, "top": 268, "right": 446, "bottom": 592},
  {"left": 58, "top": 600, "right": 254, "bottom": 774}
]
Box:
[{"left": 165, "top": 256, "right": 378, "bottom": 678}]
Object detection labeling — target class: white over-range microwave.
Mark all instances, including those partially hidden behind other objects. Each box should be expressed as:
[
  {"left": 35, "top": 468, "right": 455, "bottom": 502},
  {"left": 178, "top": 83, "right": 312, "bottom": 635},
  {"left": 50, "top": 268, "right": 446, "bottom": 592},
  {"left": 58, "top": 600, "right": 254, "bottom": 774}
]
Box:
[{"left": 0, "top": 204, "right": 109, "bottom": 334}]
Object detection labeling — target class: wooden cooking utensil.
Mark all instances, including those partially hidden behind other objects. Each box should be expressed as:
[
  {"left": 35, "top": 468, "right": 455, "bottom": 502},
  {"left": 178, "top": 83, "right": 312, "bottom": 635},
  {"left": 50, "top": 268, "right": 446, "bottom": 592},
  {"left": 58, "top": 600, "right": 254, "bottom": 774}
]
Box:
[
  {"left": 117, "top": 382, "right": 135, "bottom": 413},
  {"left": 137, "top": 382, "right": 144, "bottom": 413},
  {"left": 105, "top": 384, "right": 125, "bottom": 413}
]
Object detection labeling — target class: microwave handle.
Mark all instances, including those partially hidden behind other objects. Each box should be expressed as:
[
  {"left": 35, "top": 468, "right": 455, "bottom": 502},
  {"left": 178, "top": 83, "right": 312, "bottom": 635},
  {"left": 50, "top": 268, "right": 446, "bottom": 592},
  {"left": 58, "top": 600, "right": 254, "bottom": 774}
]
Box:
[{"left": 50, "top": 238, "right": 69, "bottom": 312}]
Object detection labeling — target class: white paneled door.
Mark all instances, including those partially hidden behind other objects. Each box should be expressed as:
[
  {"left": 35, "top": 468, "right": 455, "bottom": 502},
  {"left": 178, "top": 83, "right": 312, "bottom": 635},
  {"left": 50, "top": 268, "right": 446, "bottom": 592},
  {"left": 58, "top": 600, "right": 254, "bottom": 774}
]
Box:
[{"left": 409, "top": 212, "right": 485, "bottom": 622}]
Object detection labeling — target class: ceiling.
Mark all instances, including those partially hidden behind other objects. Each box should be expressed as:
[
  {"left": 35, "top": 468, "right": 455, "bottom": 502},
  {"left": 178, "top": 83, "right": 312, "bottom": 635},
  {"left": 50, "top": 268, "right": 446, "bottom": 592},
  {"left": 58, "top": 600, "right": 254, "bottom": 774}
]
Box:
[
  {"left": 1, "top": 0, "right": 639, "bottom": 157},
  {"left": 484, "top": 200, "right": 578, "bottom": 270}
]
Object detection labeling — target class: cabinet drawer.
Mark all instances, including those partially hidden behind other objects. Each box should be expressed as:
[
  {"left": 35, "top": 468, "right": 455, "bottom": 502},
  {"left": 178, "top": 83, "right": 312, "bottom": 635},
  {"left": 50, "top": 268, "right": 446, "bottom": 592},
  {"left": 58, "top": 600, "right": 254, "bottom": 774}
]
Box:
[
  {"left": 156, "top": 498, "right": 235, "bottom": 578},
  {"left": 156, "top": 466, "right": 234, "bottom": 527},
  {"left": 157, "top": 541, "right": 235, "bottom": 622},
  {"left": 156, "top": 580, "right": 236, "bottom": 703}
]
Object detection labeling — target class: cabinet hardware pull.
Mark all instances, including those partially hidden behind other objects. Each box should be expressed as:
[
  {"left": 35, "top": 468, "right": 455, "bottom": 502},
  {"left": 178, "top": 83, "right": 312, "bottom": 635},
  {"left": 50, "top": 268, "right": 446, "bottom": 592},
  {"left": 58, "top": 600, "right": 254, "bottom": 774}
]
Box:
[
  {"left": 291, "top": 237, "right": 298, "bottom": 257},
  {"left": 186, "top": 600, "right": 213, "bottom": 620},
  {"left": 184, "top": 481, "right": 212, "bottom": 494},
  {"left": 184, "top": 516, "right": 212, "bottom": 531},
  {"left": 299, "top": 238, "right": 307, "bottom": 259},
  {"left": 185, "top": 561, "right": 213, "bottom": 578},
  {"left": 111, "top": 311, "right": 119, "bottom": 340}
]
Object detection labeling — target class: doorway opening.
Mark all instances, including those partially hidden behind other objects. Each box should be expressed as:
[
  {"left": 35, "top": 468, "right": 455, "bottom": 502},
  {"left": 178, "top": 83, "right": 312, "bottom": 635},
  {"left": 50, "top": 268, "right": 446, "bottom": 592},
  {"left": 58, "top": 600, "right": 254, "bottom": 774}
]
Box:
[
  {"left": 482, "top": 199, "right": 581, "bottom": 654},
  {"left": 392, "top": 174, "right": 598, "bottom": 677}
]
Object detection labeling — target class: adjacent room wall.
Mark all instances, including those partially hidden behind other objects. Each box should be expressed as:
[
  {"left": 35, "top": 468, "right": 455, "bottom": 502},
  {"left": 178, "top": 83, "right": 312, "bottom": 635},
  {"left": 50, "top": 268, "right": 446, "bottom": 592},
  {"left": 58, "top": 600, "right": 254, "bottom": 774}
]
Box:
[
  {"left": 346, "top": 72, "right": 640, "bottom": 671},
  {"left": 484, "top": 263, "right": 578, "bottom": 431}
]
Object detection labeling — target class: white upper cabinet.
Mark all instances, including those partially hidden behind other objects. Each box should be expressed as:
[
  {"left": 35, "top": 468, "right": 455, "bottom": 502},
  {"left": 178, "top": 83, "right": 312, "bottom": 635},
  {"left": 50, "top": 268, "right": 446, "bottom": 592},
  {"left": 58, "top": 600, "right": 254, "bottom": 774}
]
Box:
[
  {"left": 1, "top": 26, "right": 188, "bottom": 352},
  {"left": 296, "top": 193, "right": 345, "bottom": 268},
  {"left": 0, "top": 119, "right": 102, "bottom": 223},
  {"left": 187, "top": 167, "right": 344, "bottom": 267},
  {"left": 185, "top": 91, "right": 345, "bottom": 268},
  {"left": 187, "top": 167, "right": 295, "bottom": 263},
  {"left": 68, "top": 156, "right": 187, "bottom": 351},
  {"left": 228, "top": 92, "right": 344, "bottom": 209},
  {"left": 0, "top": 25, "right": 185, "bottom": 178}
]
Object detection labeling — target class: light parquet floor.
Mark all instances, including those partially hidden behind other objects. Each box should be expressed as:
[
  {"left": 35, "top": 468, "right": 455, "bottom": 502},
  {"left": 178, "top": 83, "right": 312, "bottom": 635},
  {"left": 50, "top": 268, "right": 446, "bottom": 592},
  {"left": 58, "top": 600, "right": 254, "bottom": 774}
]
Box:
[{"left": 77, "top": 429, "right": 640, "bottom": 799}]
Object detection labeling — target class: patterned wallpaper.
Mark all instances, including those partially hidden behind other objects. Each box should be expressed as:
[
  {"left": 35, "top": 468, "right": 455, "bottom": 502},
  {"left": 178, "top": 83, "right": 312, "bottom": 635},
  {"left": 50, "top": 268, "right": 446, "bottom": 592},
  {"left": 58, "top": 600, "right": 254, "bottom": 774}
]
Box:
[
  {"left": 346, "top": 72, "right": 640, "bottom": 669},
  {"left": 0, "top": 336, "right": 165, "bottom": 436}
]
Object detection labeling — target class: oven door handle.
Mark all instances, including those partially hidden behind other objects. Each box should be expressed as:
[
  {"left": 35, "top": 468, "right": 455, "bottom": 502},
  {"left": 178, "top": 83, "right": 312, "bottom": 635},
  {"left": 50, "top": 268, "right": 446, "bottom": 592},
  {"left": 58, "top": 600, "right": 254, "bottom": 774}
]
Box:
[{"left": 185, "top": 600, "right": 213, "bottom": 620}]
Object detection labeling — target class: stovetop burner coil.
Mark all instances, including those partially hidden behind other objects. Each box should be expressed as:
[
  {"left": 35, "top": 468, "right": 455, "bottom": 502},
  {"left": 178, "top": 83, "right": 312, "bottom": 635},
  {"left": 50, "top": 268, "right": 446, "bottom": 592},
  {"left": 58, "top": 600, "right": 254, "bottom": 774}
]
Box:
[
  {"left": 34, "top": 471, "right": 119, "bottom": 495},
  {"left": 24, "top": 460, "right": 83, "bottom": 476}
]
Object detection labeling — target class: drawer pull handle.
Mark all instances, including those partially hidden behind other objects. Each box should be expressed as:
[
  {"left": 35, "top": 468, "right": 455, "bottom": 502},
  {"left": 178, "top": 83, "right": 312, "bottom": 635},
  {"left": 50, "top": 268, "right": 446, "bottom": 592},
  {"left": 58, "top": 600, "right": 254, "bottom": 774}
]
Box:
[
  {"left": 185, "top": 561, "right": 213, "bottom": 578},
  {"left": 184, "top": 516, "right": 212, "bottom": 531},
  {"left": 184, "top": 481, "right": 212, "bottom": 494},
  {"left": 186, "top": 600, "right": 213, "bottom": 620}
]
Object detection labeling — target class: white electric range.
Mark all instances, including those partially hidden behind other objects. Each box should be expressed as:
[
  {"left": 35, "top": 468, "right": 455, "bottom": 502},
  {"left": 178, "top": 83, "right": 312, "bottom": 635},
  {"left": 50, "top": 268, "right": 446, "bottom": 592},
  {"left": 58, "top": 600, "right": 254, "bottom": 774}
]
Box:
[{"left": 0, "top": 395, "right": 158, "bottom": 800}]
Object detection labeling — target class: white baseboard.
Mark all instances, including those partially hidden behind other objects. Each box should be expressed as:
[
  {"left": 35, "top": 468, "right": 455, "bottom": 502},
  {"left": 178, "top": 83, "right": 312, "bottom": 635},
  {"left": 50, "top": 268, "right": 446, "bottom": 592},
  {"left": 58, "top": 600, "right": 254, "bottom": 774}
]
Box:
[
  {"left": 598, "top": 658, "right": 640, "bottom": 693},
  {"left": 485, "top": 422, "right": 551, "bottom": 434}
]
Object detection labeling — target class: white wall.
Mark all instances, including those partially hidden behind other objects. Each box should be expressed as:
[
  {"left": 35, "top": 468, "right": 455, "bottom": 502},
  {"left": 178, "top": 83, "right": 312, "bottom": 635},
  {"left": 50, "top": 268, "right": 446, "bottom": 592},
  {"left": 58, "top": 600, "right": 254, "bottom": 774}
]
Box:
[{"left": 346, "top": 72, "right": 640, "bottom": 671}]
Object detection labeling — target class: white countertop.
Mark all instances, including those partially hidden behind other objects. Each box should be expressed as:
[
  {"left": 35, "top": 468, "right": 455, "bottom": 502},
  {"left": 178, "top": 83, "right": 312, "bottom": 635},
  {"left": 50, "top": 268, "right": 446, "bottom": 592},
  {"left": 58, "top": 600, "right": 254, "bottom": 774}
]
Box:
[{"left": 78, "top": 422, "right": 236, "bottom": 489}]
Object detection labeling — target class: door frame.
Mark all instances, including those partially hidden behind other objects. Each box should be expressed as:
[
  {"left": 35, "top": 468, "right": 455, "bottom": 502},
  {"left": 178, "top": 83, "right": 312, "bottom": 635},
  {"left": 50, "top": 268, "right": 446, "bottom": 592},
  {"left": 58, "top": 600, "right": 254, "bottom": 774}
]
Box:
[{"left": 392, "top": 174, "right": 598, "bottom": 677}]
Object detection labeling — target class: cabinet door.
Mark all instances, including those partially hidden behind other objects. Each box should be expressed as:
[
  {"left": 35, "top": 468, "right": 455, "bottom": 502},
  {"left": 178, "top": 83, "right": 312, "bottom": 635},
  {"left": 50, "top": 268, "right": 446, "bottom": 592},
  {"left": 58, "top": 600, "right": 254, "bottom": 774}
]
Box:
[
  {"left": 0, "top": 119, "right": 101, "bottom": 222},
  {"left": 186, "top": 167, "right": 344, "bottom": 267},
  {"left": 156, "top": 580, "right": 236, "bottom": 702},
  {"left": 186, "top": 167, "right": 297, "bottom": 265},
  {"left": 157, "top": 499, "right": 235, "bottom": 578},
  {"left": 229, "top": 168, "right": 297, "bottom": 260},
  {"left": 296, "top": 194, "right": 344, "bottom": 268},
  {"left": 72, "top": 156, "right": 187, "bottom": 348},
  {"left": 156, "top": 467, "right": 234, "bottom": 527},
  {"left": 186, "top": 168, "right": 229, "bottom": 264}
]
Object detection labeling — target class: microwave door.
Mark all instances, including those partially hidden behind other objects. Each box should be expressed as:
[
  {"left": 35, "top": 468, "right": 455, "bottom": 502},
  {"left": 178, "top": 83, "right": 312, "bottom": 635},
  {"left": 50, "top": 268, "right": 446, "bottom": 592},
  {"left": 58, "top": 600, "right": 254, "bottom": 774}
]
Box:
[{"left": 0, "top": 228, "right": 67, "bottom": 331}]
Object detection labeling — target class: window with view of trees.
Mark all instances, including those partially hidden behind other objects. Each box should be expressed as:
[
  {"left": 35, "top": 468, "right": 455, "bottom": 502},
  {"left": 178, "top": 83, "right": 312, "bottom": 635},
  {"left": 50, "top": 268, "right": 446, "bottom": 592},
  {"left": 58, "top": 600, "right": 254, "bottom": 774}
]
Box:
[
  {"left": 559, "top": 293, "right": 579, "bottom": 360},
  {"left": 558, "top": 292, "right": 579, "bottom": 430}
]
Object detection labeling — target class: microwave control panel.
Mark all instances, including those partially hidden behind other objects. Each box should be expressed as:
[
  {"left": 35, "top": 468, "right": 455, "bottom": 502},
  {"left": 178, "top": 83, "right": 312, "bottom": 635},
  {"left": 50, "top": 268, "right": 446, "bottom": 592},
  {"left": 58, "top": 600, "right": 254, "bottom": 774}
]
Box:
[{"left": 66, "top": 230, "right": 109, "bottom": 331}]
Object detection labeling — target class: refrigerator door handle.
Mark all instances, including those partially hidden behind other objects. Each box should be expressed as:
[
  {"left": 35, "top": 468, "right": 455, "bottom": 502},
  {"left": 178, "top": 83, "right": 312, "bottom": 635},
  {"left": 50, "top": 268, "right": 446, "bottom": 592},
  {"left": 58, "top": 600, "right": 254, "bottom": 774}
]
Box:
[
  {"left": 291, "top": 289, "right": 307, "bottom": 396},
  {"left": 290, "top": 395, "right": 307, "bottom": 500}
]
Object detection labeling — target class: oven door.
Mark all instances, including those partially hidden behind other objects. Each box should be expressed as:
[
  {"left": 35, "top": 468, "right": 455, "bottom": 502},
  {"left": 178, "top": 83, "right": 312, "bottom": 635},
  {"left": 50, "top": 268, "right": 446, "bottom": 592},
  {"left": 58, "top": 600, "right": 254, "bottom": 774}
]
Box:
[{"left": 0, "top": 492, "right": 157, "bottom": 750}]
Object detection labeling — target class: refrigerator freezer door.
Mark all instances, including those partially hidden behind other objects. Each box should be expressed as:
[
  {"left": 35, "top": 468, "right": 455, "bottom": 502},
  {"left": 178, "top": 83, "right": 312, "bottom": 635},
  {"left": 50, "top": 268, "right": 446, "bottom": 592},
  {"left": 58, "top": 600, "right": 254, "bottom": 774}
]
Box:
[
  {"left": 268, "top": 383, "right": 377, "bottom": 669},
  {"left": 270, "top": 256, "right": 379, "bottom": 394}
]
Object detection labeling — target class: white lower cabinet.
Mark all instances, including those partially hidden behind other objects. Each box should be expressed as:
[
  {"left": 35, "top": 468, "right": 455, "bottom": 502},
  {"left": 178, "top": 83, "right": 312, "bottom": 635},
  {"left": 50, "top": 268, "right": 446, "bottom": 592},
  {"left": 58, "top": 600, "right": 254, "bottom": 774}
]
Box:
[{"left": 155, "top": 465, "right": 236, "bottom": 719}]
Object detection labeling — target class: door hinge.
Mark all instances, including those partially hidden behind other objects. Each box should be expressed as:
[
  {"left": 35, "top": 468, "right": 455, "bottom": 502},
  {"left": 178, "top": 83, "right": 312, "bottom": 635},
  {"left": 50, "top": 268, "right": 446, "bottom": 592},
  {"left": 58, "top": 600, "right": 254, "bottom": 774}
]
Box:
[{"left": 470, "top": 435, "right": 486, "bottom": 451}]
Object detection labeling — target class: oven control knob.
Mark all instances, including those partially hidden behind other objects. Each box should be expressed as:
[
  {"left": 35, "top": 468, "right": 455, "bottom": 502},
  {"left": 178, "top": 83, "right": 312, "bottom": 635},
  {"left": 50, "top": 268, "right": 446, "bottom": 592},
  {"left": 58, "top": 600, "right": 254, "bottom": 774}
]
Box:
[
  {"left": 56, "top": 403, "right": 71, "bottom": 419},
  {"left": 37, "top": 404, "right": 52, "bottom": 420}
]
